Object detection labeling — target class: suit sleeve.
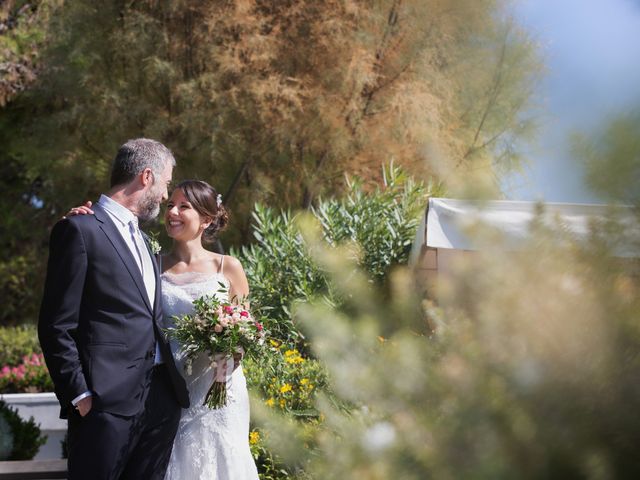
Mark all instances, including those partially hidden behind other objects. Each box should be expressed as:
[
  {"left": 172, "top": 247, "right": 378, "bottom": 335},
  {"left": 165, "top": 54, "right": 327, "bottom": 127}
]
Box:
[{"left": 38, "top": 219, "right": 89, "bottom": 407}]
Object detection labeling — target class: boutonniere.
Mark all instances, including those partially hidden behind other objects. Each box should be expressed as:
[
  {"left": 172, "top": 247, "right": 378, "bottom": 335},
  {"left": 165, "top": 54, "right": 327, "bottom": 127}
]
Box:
[{"left": 146, "top": 232, "right": 162, "bottom": 255}]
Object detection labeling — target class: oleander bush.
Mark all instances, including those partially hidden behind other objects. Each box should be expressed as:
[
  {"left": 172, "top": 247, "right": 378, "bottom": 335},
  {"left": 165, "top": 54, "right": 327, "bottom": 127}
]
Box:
[
  {"left": 237, "top": 165, "right": 442, "bottom": 345},
  {"left": 0, "top": 400, "right": 47, "bottom": 460},
  {"left": 240, "top": 166, "right": 437, "bottom": 479}
]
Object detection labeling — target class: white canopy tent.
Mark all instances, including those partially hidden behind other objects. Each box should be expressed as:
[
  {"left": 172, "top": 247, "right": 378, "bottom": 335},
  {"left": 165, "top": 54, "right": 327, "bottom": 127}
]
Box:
[{"left": 411, "top": 198, "right": 639, "bottom": 292}]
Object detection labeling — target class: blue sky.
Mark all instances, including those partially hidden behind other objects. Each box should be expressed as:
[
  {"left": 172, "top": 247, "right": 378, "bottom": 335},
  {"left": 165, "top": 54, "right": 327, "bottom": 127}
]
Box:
[{"left": 503, "top": 0, "right": 640, "bottom": 203}]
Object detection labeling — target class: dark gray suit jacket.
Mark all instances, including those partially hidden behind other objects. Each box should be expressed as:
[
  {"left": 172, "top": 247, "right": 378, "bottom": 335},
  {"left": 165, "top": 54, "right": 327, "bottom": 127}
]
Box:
[{"left": 39, "top": 203, "right": 189, "bottom": 418}]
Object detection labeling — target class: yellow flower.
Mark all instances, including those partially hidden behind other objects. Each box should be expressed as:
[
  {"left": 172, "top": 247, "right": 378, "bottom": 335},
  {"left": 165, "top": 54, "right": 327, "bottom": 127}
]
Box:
[
  {"left": 265, "top": 398, "right": 275, "bottom": 407},
  {"left": 279, "top": 399, "right": 286, "bottom": 408},
  {"left": 284, "top": 349, "right": 305, "bottom": 364},
  {"left": 285, "top": 356, "right": 302, "bottom": 364},
  {"left": 249, "top": 430, "right": 260, "bottom": 445},
  {"left": 269, "top": 339, "right": 280, "bottom": 348},
  {"left": 280, "top": 383, "right": 293, "bottom": 394},
  {"left": 300, "top": 378, "right": 309, "bottom": 385}
]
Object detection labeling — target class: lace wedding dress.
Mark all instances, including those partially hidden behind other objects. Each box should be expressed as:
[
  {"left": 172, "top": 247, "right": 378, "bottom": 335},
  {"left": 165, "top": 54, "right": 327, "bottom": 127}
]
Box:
[{"left": 161, "top": 270, "right": 259, "bottom": 480}]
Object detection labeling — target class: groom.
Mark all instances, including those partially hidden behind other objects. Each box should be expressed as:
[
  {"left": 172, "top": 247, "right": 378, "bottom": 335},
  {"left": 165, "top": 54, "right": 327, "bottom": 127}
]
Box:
[{"left": 39, "top": 138, "right": 189, "bottom": 480}]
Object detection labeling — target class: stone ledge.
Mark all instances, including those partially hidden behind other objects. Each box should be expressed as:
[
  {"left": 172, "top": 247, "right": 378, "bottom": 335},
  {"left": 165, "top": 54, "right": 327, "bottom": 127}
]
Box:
[{"left": 0, "top": 459, "right": 66, "bottom": 479}]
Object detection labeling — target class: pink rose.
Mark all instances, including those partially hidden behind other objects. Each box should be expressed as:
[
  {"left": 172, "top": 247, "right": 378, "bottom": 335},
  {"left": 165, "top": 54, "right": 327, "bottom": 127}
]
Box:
[
  {"left": 255, "top": 322, "right": 263, "bottom": 332},
  {"left": 240, "top": 310, "right": 249, "bottom": 317},
  {"left": 214, "top": 324, "right": 223, "bottom": 333},
  {"left": 224, "top": 305, "right": 234, "bottom": 314}
]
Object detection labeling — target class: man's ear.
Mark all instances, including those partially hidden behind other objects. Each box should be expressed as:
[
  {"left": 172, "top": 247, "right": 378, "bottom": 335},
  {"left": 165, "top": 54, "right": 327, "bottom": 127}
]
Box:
[{"left": 141, "top": 168, "right": 154, "bottom": 187}]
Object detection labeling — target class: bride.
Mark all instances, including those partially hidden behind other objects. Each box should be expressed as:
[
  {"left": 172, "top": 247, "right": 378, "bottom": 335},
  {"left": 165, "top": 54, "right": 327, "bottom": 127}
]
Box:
[
  {"left": 68, "top": 179, "right": 259, "bottom": 479},
  {"left": 160, "top": 179, "right": 259, "bottom": 480}
]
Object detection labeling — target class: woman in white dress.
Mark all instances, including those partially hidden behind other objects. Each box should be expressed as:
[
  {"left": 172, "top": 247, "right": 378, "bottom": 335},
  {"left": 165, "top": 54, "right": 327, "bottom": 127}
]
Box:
[{"left": 160, "top": 180, "right": 259, "bottom": 480}]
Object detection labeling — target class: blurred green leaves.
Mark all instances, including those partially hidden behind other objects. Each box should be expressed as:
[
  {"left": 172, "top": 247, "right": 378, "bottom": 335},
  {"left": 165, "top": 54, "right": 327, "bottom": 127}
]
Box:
[
  {"left": 574, "top": 110, "right": 640, "bottom": 208},
  {"left": 251, "top": 196, "right": 640, "bottom": 479}
]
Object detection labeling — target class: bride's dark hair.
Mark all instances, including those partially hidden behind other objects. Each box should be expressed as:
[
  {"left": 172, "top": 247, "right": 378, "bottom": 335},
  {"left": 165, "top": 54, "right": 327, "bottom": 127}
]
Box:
[{"left": 175, "top": 180, "right": 229, "bottom": 242}]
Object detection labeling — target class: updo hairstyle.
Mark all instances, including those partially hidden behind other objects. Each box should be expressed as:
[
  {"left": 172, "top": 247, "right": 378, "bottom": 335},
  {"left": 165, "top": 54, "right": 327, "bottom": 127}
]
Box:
[{"left": 176, "top": 180, "right": 229, "bottom": 242}]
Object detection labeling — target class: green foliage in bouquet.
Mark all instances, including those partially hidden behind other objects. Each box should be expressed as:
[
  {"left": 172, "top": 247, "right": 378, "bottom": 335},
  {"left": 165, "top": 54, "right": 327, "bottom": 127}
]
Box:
[
  {"left": 0, "top": 325, "right": 41, "bottom": 366},
  {"left": 0, "top": 400, "right": 47, "bottom": 460},
  {"left": 237, "top": 164, "right": 442, "bottom": 344}
]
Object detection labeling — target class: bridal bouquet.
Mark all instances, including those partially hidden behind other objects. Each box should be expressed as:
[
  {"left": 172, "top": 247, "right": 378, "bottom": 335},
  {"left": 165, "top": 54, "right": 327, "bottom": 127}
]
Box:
[{"left": 167, "top": 293, "right": 266, "bottom": 408}]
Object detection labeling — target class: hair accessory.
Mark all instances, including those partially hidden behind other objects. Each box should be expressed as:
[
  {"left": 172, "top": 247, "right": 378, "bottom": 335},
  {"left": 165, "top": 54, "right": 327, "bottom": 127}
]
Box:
[{"left": 216, "top": 193, "right": 222, "bottom": 207}]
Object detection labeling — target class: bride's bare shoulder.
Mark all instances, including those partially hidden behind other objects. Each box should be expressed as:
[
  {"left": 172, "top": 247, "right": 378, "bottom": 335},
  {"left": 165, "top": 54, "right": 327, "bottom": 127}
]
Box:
[{"left": 220, "top": 254, "right": 244, "bottom": 273}]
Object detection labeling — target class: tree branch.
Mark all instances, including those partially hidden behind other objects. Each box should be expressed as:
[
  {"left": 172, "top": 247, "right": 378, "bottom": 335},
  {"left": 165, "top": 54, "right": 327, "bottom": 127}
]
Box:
[{"left": 459, "top": 24, "right": 512, "bottom": 167}]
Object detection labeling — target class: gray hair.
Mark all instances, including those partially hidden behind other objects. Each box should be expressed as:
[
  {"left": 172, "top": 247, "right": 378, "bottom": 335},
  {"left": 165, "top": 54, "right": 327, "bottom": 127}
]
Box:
[{"left": 110, "top": 138, "right": 176, "bottom": 188}]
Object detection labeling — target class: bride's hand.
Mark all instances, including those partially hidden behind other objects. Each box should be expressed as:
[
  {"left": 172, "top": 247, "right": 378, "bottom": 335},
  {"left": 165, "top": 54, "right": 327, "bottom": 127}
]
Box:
[
  {"left": 232, "top": 347, "right": 245, "bottom": 371},
  {"left": 64, "top": 201, "right": 94, "bottom": 219}
]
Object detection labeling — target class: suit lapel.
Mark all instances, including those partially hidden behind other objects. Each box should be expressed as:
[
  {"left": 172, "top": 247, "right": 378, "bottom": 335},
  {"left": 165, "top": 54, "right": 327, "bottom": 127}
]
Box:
[
  {"left": 151, "top": 250, "right": 163, "bottom": 318},
  {"left": 140, "top": 231, "right": 163, "bottom": 317},
  {"left": 94, "top": 204, "right": 153, "bottom": 314}
]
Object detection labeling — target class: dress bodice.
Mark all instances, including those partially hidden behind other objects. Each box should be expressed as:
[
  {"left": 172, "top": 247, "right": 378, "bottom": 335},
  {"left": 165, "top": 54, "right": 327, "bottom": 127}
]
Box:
[
  {"left": 161, "top": 270, "right": 230, "bottom": 320},
  {"left": 161, "top": 271, "right": 233, "bottom": 391}
]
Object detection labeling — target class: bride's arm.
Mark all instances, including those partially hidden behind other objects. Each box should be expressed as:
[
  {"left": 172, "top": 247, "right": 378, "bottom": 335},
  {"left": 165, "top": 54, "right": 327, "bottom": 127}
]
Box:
[
  {"left": 63, "top": 201, "right": 94, "bottom": 218},
  {"left": 224, "top": 255, "right": 250, "bottom": 306},
  {"left": 223, "top": 256, "right": 250, "bottom": 368}
]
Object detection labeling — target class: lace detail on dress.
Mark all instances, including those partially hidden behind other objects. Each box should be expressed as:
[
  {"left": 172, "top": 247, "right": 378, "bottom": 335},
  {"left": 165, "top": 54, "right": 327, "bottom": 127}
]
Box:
[{"left": 162, "top": 271, "right": 259, "bottom": 480}]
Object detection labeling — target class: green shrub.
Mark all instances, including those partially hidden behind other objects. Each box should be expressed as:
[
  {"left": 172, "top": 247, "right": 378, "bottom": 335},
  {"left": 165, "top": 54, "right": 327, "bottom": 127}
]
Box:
[
  {"left": 249, "top": 426, "right": 310, "bottom": 480},
  {"left": 245, "top": 342, "right": 329, "bottom": 417},
  {"left": 0, "top": 325, "right": 41, "bottom": 366},
  {"left": 244, "top": 342, "right": 332, "bottom": 479},
  {"left": 0, "top": 400, "right": 47, "bottom": 460},
  {"left": 236, "top": 166, "right": 440, "bottom": 479},
  {"left": 0, "top": 254, "right": 42, "bottom": 326},
  {"left": 1, "top": 353, "right": 54, "bottom": 393},
  {"left": 0, "top": 414, "right": 12, "bottom": 461},
  {"left": 237, "top": 165, "right": 442, "bottom": 344},
  {"left": 252, "top": 213, "right": 640, "bottom": 478}
]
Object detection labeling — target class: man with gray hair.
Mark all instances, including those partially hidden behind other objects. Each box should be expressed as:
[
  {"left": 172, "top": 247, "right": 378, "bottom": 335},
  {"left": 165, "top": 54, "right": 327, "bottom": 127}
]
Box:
[{"left": 39, "top": 138, "right": 190, "bottom": 479}]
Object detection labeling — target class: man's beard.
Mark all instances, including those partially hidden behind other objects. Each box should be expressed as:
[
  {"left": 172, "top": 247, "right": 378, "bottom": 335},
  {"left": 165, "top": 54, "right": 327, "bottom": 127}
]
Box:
[{"left": 137, "top": 186, "right": 162, "bottom": 223}]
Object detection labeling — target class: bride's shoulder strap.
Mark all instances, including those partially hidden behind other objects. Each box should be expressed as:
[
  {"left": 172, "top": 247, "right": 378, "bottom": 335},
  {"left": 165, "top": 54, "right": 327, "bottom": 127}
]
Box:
[{"left": 218, "top": 254, "right": 225, "bottom": 274}]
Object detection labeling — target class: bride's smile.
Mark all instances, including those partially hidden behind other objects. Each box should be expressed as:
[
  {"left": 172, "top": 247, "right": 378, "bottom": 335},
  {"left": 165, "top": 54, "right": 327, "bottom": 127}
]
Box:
[{"left": 165, "top": 189, "right": 211, "bottom": 241}]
